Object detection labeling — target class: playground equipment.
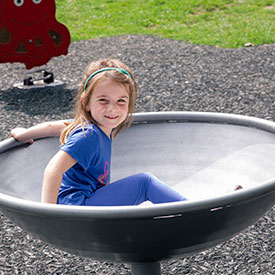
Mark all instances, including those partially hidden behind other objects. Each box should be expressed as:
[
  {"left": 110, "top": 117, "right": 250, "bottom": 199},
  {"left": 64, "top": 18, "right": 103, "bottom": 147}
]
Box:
[
  {"left": 0, "top": 0, "right": 70, "bottom": 87},
  {"left": 0, "top": 112, "right": 274, "bottom": 275}
]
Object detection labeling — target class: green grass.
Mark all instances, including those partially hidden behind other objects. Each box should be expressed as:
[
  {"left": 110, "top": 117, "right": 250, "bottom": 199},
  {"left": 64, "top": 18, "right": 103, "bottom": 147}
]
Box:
[{"left": 56, "top": 0, "right": 275, "bottom": 48}]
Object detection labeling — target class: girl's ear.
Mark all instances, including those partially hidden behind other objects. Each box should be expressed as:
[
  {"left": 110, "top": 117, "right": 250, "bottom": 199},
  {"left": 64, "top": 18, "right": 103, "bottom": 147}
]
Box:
[{"left": 80, "top": 95, "right": 90, "bottom": 112}]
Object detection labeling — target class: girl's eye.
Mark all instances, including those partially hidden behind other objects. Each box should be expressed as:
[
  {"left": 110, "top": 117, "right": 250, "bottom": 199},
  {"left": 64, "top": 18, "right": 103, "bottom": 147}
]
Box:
[
  {"left": 118, "top": 99, "right": 127, "bottom": 104},
  {"left": 98, "top": 98, "right": 108, "bottom": 103}
]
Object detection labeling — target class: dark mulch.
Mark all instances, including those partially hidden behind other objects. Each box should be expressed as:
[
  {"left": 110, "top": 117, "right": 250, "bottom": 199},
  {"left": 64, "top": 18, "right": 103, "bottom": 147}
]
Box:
[{"left": 0, "top": 35, "right": 274, "bottom": 274}]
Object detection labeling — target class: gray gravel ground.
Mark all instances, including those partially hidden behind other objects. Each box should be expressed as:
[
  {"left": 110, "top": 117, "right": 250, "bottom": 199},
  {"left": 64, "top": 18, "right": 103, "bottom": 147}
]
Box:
[{"left": 0, "top": 35, "right": 274, "bottom": 274}]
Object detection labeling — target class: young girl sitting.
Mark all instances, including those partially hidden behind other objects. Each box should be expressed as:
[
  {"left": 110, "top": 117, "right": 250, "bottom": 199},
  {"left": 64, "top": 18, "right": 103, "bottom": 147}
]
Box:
[{"left": 11, "top": 59, "right": 187, "bottom": 206}]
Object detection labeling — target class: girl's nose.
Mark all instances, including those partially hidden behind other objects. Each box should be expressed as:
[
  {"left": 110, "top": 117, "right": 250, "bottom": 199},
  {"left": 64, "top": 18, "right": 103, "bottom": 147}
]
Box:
[{"left": 107, "top": 101, "right": 118, "bottom": 112}]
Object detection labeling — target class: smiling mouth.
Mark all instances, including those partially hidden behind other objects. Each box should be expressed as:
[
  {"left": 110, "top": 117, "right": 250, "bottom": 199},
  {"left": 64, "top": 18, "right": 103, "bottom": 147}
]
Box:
[{"left": 105, "top": 115, "right": 119, "bottom": 120}]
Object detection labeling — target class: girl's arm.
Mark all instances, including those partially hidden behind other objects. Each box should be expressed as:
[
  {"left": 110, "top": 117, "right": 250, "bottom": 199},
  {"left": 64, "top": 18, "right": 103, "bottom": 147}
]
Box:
[
  {"left": 10, "top": 120, "right": 68, "bottom": 144},
  {"left": 41, "top": 150, "right": 77, "bottom": 204}
]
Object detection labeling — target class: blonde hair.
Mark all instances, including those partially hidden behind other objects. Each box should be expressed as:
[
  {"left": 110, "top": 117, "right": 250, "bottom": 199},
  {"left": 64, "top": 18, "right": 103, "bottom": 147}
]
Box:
[{"left": 60, "top": 59, "right": 137, "bottom": 145}]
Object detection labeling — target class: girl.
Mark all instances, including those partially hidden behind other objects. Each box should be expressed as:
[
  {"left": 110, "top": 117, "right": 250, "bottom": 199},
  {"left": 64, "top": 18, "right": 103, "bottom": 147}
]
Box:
[{"left": 11, "top": 59, "right": 187, "bottom": 206}]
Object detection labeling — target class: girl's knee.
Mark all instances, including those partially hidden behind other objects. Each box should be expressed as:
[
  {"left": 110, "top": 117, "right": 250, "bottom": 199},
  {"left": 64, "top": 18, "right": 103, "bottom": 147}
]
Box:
[{"left": 136, "top": 172, "right": 155, "bottom": 184}]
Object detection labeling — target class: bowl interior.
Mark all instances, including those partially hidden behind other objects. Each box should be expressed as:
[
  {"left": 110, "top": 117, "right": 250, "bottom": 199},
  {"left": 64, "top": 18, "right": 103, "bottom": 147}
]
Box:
[{"left": 1, "top": 119, "right": 274, "bottom": 202}]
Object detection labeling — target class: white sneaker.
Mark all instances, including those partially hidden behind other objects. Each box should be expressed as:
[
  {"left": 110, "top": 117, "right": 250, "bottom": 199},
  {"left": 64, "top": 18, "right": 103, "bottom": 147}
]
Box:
[{"left": 139, "top": 201, "right": 154, "bottom": 206}]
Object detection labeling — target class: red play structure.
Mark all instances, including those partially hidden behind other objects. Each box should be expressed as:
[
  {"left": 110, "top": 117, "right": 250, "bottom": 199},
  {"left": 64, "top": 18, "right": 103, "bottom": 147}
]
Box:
[{"left": 0, "top": 0, "right": 70, "bottom": 70}]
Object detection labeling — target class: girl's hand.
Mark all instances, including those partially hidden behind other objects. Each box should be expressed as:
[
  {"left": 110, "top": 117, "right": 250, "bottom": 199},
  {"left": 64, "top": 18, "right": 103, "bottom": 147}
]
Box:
[
  {"left": 10, "top": 120, "right": 68, "bottom": 145},
  {"left": 10, "top": 127, "right": 34, "bottom": 144}
]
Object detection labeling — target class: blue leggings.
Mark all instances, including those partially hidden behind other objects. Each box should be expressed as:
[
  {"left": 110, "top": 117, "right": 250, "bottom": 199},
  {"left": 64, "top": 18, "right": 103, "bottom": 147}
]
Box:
[{"left": 84, "top": 172, "right": 187, "bottom": 206}]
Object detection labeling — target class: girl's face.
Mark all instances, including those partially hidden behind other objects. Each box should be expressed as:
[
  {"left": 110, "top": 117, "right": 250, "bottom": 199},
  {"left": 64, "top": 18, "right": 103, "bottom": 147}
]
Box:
[{"left": 85, "top": 78, "right": 130, "bottom": 137}]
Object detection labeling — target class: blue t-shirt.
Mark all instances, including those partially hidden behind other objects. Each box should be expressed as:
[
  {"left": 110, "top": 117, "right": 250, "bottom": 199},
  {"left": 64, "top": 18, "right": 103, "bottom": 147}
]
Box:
[{"left": 58, "top": 123, "right": 112, "bottom": 205}]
